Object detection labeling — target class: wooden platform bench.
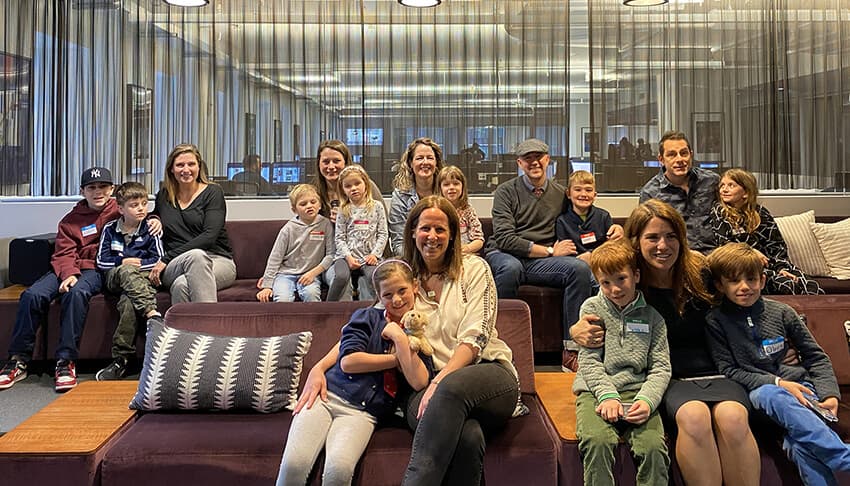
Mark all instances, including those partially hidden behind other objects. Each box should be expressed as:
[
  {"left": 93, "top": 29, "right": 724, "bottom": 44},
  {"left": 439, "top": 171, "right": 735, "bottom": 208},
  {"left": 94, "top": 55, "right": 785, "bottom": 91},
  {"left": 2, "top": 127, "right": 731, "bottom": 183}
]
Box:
[{"left": 0, "top": 381, "right": 138, "bottom": 486}]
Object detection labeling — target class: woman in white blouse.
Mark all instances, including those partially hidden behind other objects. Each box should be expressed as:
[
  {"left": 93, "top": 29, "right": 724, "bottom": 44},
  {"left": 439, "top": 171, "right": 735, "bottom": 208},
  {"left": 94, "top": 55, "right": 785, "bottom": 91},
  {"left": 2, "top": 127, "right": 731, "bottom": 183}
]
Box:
[{"left": 295, "top": 195, "right": 519, "bottom": 485}]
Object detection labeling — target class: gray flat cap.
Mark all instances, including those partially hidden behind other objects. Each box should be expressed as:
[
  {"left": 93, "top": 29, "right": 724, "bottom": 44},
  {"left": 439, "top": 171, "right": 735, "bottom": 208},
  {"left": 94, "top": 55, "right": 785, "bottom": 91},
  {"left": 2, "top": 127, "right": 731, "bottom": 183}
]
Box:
[{"left": 514, "top": 138, "right": 549, "bottom": 156}]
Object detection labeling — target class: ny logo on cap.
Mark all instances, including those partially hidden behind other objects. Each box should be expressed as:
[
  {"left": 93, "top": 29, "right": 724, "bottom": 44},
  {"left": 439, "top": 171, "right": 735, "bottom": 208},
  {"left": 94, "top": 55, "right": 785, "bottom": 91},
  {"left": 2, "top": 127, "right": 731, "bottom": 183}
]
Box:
[{"left": 90, "top": 169, "right": 101, "bottom": 178}]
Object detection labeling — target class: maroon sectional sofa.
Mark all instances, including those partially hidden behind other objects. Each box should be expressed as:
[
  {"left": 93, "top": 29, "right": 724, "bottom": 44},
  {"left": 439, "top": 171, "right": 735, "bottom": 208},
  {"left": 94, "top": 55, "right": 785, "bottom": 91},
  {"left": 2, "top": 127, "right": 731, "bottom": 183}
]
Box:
[
  {"left": 1, "top": 216, "right": 847, "bottom": 359},
  {"left": 98, "top": 299, "right": 560, "bottom": 486}
]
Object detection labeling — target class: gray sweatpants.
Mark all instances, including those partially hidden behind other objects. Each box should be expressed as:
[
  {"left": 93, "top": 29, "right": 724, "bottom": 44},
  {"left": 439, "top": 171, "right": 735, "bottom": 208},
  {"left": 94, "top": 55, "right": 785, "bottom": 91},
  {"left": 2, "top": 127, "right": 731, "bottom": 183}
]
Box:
[
  {"left": 161, "top": 249, "right": 236, "bottom": 304},
  {"left": 276, "top": 391, "right": 377, "bottom": 486}
]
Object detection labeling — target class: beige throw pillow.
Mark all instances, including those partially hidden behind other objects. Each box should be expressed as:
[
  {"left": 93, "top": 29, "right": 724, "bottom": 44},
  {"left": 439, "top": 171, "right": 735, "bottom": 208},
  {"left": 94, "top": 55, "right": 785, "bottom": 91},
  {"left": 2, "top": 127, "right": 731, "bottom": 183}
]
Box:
[
  {"left": 773, "top": 210, "right": 831, "bottom": 277},
  {"left": 810, "top": 218, "right": 850, "bottom": 280}
]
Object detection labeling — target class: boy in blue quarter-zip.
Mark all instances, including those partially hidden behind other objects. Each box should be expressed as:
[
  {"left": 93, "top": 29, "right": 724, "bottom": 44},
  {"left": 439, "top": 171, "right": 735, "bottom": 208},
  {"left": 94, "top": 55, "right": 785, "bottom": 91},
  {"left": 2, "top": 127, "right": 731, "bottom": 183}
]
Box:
[
  {"left": 95, "top": 182, "right": 164, "bottom": 381},
  {"left": 706, "top": 242, "right": 850, "bottom": 486},
  {"left": 573, "top": 240, "right": 671, "bottom": 486}
]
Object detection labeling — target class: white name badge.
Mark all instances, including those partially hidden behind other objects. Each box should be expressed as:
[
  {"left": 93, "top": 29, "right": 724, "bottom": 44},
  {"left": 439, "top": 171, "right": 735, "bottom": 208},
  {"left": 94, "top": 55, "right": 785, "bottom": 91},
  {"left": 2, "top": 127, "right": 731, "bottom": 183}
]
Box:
[
  {"left": 580, "top": 231, "right": 597, "bottom": 245},
  {"left": 110, "top": 240, "right": 124, "bottom": 252},
  {"left": 626, "top": 319, "right": 650, "bottom": 333},
  {"left": 309, "top": 231, "right": 325, "bottom": 241},
  {"left": 762, "top": 336, "right": 785, "bottom": 356},
  {"left": 81, "top": 224, "right": 98, "bottom": 237}
]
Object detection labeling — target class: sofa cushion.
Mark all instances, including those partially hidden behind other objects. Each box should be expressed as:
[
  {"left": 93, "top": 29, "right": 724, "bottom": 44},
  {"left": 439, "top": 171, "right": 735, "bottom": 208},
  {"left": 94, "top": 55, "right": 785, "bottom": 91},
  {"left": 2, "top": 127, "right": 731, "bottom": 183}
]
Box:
[
  {"left": 225, "top": 220, "right": 286, "bottom": 280},
  {"left": 810, "top": 217, "right": 850, "bottom": 279},
  {"left": 101, "top": 394, "right": 557, "bottom": 486},
  {"left": 130, "top": 319, "right": 312, "bottom": 413},
  {"left": 774, "top": 210, "right": 831, "bottom": 277}
]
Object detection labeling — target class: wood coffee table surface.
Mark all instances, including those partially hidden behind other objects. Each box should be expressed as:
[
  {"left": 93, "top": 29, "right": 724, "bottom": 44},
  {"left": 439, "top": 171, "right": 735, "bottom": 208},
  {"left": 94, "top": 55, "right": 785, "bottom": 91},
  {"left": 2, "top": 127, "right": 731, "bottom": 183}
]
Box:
[
  {"left": 0, "top": 380, "right": 139, "bottom": 454},
  {"left": 535, "top": 371, "right": 578, "bottom": 441}
]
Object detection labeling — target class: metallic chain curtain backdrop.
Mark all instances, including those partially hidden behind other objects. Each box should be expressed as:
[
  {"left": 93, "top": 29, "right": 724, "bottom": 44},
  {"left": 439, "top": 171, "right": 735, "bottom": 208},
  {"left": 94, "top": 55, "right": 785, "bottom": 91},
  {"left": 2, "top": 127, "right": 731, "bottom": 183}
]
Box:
[{"left": 0, "top": 0, "right": 847, "bottom": 196}]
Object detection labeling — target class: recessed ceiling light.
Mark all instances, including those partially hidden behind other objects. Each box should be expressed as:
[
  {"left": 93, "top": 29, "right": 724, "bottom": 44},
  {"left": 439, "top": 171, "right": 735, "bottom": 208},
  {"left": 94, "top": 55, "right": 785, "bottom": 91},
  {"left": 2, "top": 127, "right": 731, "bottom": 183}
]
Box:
[
  {"left": 398, "top": 0, "right": 441, "bottom": 7},
  {"left": 163, "top": 0, "right": 209, "bottom": 7},
  {"left": 623, "top": 0, "right": 668, "bottom": 5}
]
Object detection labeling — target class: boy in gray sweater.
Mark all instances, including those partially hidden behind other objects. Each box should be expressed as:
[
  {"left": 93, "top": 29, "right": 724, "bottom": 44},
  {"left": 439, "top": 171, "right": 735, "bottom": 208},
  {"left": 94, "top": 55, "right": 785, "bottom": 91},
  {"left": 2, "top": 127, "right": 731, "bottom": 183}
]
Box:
[
  {"left": 573, "top": 240, "right": 671, "bottom": 486},
  {"left": 706, "top": 242, "right": 849, "bottom": 485},
  {"left": 257, "top": 184, "right": 335, "bottom": 302}
]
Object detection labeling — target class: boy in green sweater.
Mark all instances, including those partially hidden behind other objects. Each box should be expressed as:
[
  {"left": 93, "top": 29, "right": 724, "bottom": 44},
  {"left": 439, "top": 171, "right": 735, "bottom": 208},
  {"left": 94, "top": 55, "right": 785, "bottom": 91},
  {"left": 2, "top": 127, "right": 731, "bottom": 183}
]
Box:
[{"left": 573, "top": 240, "right": 672, "bottom": 486}]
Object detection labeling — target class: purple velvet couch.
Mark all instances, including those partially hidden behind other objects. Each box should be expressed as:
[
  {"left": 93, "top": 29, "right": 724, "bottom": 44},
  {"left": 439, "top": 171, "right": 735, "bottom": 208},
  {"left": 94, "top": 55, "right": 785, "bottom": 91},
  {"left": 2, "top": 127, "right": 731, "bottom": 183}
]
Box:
[{"left": 98, "top": 299, "right": 560, "bottom": 486}]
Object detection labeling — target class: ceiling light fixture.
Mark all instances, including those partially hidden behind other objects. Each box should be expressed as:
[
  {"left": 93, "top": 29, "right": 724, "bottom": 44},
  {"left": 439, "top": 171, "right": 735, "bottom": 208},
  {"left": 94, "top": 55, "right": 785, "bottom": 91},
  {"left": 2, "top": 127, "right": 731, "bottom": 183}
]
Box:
[
  {"left": 623, "top": 0, "right": 668, "bottom": 5},
  {"left": 398, "top": 0, "right": 441, "bottom": 8},
  {"left": 163, "top": 0, "right": 209, "bottom": 7}
]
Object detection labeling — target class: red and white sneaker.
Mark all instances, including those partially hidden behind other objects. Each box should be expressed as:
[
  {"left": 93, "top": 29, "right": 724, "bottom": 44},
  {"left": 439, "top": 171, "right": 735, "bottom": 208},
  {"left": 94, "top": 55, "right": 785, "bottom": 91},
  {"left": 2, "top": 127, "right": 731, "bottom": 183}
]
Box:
[
  {"left": 55, "top": 360, "right": 78, "bottom": 392},
  {"left": 0, "top": 359, "right": 27, "bottom": 390}
]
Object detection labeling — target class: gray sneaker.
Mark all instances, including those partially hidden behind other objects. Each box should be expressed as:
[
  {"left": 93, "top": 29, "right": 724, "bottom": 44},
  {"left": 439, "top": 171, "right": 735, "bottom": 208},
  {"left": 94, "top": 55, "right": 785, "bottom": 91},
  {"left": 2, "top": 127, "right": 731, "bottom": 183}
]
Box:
[{"left": 95, "top": 356, "right": 128, "bottom": 381}]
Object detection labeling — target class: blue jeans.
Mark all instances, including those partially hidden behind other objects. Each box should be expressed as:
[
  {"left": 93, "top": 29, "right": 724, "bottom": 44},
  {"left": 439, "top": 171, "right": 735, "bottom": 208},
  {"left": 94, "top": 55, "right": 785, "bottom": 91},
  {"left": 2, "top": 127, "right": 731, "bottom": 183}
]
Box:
[
  {"left": 9, "top": 270, "right": 102, "bottom": 362},
  {"left": 401, "top": 361, "right": 518, "bottom": 486},
  {"left": 272, "top": 274, "right": 321, "bottom": 302},
  {"left": 750, "top": 383, "right": 850, "bottom": 486},
  {"left": 485, "top": 250, "right": 593, "bottom": 341}
]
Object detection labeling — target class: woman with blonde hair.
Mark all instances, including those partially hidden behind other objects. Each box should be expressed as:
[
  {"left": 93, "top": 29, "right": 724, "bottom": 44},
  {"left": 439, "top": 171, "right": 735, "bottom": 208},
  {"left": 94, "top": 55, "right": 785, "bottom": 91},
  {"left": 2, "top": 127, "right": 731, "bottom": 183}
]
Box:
[
  {"left": 149, "top": 143, "right": 236, "bottom": 303},
  {"left": 571, "top": 199, "right": 761, "bottom": 486},
  {"left": 710, "top": 168, "right": 822, "bottom": 295},
  {"left": 388, "top": 138, "right": 445, "bottom": 255}
]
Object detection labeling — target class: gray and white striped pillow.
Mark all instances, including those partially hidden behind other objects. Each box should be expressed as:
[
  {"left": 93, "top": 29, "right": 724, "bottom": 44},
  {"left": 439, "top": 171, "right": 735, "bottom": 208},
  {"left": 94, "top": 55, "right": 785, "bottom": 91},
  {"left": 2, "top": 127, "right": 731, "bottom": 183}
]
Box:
[
  {"left": 130, "top": 318, "right": 312, "bottom": 413},
  {"left": 773, "top": 210, "right": 831, "bottom": 277}
]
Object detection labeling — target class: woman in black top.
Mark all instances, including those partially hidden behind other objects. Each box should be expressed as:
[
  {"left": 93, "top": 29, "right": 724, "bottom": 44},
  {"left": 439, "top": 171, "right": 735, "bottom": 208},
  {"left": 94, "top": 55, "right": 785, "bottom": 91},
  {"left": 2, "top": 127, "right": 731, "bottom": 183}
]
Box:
[
  {"left": 571, "top": 199, "right": 760, "bottom": 486},
  {"left": 148, "top": 144, "right": 235, "bottom": 303}
]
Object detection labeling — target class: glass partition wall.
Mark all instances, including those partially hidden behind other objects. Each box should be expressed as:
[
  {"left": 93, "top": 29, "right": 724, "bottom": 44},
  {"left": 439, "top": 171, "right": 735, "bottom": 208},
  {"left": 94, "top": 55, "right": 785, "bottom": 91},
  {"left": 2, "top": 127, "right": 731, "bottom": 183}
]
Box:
[{"left": 0, "top": 0, "right": 847, "bottom": 196}]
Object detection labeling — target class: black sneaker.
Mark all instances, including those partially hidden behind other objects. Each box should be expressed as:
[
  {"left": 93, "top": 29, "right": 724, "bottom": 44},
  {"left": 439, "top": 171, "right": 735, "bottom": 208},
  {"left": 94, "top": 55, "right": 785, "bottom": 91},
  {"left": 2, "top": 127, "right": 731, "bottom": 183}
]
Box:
[
  {"left": 55, "top": 359, "right": 78, "bottom": 392},
  {"left": 95, "top": 356, "right": 128, "bottom": 381},
  {"left": 0, "top": 357, "right": 27, "bottom": 390}
]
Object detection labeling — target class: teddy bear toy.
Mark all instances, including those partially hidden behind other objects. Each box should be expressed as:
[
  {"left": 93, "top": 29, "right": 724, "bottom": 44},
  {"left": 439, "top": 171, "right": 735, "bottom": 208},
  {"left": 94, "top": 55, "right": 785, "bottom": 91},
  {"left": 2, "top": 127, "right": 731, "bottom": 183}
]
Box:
[{"left": 401, "top": 310, "right": 433, "bottom": 356}]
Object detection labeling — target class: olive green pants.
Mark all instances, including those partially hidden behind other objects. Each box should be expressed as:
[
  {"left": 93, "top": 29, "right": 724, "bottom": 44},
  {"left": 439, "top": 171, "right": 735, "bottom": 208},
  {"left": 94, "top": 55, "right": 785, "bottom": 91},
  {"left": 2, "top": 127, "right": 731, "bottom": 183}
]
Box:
[{"left": 575, "top": 389, "right": 669, "bottom": 486}]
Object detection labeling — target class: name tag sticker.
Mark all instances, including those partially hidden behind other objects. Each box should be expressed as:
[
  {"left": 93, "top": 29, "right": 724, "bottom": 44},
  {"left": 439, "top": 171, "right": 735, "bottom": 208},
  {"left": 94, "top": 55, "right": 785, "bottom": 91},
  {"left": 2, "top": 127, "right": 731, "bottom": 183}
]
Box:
[
  {"left": 353, "top": 219, "right": 370, "bottom": 225},
  {"left": 81, "top": 224, "right": 98, "bottom": 237},
  {"left": 762, "top": 336, "right": 785, "bottom": 356},
  {"left": 626, "top": 319, "right": 650, "bottom": 333},
  {"left": 309, "top": 231, "right": 325, "bottom": 241},
  {"left": 110, "top": 240, "right": 124, "bottom": 252},
  {"left": 580, "top": 232, "right": 597, "bottom": 245}
]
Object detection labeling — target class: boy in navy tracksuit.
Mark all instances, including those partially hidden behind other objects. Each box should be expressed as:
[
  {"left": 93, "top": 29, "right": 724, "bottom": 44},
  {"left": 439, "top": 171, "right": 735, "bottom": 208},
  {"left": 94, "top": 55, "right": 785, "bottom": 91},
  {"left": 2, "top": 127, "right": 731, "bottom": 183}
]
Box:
[
  {"left": 95, "top": 182, "right": 164, "bottom": 380},
  {"left": 556, "top": 170, "right": 624, "bottom": 265},
  {"left": 0, "top": 167, "right": 117, "bottom": 392}
]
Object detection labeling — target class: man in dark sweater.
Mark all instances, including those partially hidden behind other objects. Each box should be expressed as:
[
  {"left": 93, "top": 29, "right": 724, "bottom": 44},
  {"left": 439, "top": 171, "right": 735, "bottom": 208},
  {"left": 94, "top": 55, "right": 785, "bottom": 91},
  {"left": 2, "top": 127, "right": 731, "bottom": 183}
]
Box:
[
  {"left": 484, "top": 138, "right": 594, "bottom": 372},
  {"left": 705, "top": 243, "right": 850, "bottom": 485}
]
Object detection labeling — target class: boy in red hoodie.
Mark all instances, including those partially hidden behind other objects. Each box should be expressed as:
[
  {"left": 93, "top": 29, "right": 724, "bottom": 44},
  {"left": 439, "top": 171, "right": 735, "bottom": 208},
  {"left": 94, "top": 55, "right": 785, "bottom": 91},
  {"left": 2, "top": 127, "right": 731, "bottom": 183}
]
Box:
[{"left": 0, "top": 167, "right": 118, "bottom": 392}]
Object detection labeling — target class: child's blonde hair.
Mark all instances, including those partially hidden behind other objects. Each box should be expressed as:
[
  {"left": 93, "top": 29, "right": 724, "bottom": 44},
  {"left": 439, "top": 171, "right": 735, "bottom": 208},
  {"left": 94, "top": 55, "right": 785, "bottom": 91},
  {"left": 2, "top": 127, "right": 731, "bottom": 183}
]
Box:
[
  {"left": 717, "top": 169, "right": 760, "bottom": 234},
  {"left": 568, "top": 170, "right": 596, "bottom": 189},
  {"left": 288, "top": 184, "right": 319, "bottom": 210},
  {"left": 437, "top": 166, "right": 469, "bottom": 209},
  {"left": 707, "top": 242, "right": 764, "bottom": 282},
  {"left": 589, "top": 240, "right": 637, "bottom": 277},
  {"left": 338, "top": 165, "right": 375, "bottom": 218},
  {"left": 371, "top": 258, "right": 416, "bottom": 298}
]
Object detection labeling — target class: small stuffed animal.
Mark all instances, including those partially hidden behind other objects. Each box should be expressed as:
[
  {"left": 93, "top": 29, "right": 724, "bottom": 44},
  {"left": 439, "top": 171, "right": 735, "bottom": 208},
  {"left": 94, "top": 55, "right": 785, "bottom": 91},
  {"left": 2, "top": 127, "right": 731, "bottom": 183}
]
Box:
[{"left": 401, "top": 310, "right": 433, "bottom": 356}]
